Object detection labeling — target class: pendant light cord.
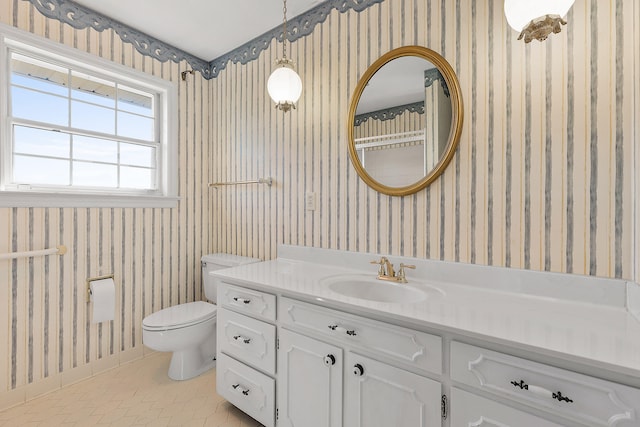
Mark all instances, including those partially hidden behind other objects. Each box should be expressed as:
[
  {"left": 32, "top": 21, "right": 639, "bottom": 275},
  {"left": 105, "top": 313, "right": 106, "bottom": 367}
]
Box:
[{"left": 282, "top": 0, "right": 288, "bottom": 60}]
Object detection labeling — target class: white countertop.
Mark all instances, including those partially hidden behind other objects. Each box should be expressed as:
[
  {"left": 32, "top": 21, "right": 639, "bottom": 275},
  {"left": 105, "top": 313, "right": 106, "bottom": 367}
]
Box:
[{"left": 211, "top": 245, "right": 640, "bottom": 383}]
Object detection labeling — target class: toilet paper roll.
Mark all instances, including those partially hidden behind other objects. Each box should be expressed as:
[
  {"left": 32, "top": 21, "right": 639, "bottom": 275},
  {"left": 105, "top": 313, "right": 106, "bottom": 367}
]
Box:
[{"left": 90, "top": 278, "right": 115, "bottom": 323}]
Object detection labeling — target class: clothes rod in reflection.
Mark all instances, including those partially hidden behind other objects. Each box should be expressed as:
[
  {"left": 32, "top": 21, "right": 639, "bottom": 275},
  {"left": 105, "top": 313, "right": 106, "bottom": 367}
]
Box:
[
  {"left": 0, "top": 245, "right": 67, "bottom": 261},
  {"left": 208, "top": 177, "right": 273, "bottom": 188}
]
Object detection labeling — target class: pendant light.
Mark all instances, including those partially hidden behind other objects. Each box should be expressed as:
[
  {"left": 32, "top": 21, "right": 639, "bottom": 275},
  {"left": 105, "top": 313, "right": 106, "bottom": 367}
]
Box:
[
  {"left": 267, "top": 0, "right": 302, "bottom": 112},
  {"left": 504, "top": 0, "right": 575, "bottom": 43}
]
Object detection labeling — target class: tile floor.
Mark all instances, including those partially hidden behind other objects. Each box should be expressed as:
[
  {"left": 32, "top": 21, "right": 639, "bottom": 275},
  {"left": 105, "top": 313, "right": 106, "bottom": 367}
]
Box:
[{"left": 0, "top": 352, "right": 263, "bottom": 427}]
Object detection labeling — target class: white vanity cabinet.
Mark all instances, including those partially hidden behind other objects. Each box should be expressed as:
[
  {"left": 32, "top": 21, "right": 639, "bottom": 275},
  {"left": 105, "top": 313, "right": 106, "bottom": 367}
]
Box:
[
  {"left": 278, "top": 296, "right": 443, "bottom": 427},
  {"left": 215, "top": 276, "right": 640, "bottom": 427},
  {"left": 216, "top": 282, "right": 278, "bottom": 427},
  {"left": 212, "top": 247, "right": 640, "bottom": 427}
]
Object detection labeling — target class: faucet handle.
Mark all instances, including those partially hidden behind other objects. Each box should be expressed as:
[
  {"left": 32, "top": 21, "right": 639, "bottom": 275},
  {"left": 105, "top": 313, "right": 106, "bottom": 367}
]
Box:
[
  {"left": 370, "top": 258, "right": 385, "bottom": 276},
  {"left": 397, "top": 263, "right": 416, "bottom": 283}
]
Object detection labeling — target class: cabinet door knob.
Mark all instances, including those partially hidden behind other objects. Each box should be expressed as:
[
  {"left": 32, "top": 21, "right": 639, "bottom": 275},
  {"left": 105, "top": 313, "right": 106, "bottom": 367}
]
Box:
[
  {"left": 232, "top": 297, "right": 251, "bottom": 304},
  {"left": 323, "top": 354, "right": 336, "bottom": 366},
  {"left": 353, "top": 363, "right": 364, "bottom": 376}
]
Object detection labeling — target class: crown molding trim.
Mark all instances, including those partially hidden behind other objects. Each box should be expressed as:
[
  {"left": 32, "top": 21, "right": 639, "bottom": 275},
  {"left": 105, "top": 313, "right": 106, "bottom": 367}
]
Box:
[
  {"left": 209, "top": 0, "right": 385, "bottom": 78},
  {"left": 424, "top": 67, "right": 450, "bottom": 97},
  {"left": 354, "top": 101, "right": 425, "bottom": 127},
  {"left": 27, "top": 0, "right": 384, "bottom": 80},
  {"left": 27, "top": 0, "right": 212, "bottom": 78}
]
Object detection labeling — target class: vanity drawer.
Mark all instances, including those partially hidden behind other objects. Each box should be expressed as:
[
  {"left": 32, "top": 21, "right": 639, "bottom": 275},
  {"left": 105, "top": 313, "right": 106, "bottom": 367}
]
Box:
[
  {"left": 216, "top": 353, "right": 275, "bottom": 427},
  {"left": 450, "top": 341, "right": 640, "bottom": 427},
  {"left": 450, "top": 388, "right": 563, "bottom": 427},
  {"left": 217, "top": 282, "right": 276, "bottom": 322},
  {"left": 279, "top": 297, "right": 442, "bottom": 375},
  {"left": 218, "top": 308, "right": 276, "bottom": 375}
]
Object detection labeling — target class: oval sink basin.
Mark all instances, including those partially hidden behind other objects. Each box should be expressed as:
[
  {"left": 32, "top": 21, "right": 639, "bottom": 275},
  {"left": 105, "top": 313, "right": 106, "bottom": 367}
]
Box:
[{"left": 322, "top": 274, "right": 440, "bottom": 304}]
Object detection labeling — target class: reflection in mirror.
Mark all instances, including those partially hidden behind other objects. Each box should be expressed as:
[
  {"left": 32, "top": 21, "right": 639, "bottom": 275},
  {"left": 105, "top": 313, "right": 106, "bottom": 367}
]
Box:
[
  {"left": 353, "top": 57, "right": 452, "bottom": 187},
  {"left": 347, "top": 46, "right": 463, "bottom": 197}
]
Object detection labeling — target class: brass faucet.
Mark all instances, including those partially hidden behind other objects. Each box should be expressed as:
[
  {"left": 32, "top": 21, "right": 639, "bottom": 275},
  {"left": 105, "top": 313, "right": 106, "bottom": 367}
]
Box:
[{"left": 370, "top": 257, "right": 415, "bottom": 283}]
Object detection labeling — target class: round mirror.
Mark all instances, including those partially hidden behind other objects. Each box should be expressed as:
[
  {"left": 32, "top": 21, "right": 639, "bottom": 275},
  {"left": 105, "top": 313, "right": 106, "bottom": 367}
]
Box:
[{"left": 347, "top": 46, "right": 463, "bottom": 196}]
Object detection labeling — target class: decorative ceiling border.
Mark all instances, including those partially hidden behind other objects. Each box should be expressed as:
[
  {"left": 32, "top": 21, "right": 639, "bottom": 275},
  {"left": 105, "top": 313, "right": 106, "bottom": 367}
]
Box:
[
  {"left": 209, "top": 0, "right": 385, "bottom": 77},
  {"left": 354, "top": 101, "right": 425, "bottom": 127},
  {"left": 27, "top": 0, "right": 212, "bottom": 78},
  {"left": 424, "top": 68, "right": 450, "bottom": 97},
  {"left": 26, "top": 0, "right": 384, "bottom": 80}
]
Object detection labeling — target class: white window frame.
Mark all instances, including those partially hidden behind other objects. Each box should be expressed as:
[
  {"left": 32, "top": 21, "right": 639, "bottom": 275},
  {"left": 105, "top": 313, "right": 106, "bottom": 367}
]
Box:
[{"left": 0, "top": 23, "right": 178, "bottom": 208}]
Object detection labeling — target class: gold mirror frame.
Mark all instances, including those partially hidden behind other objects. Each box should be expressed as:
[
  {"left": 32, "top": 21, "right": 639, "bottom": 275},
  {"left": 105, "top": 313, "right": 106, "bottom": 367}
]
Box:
[{"left": 347, "top": 46, "right": 464, "bottom": 197}]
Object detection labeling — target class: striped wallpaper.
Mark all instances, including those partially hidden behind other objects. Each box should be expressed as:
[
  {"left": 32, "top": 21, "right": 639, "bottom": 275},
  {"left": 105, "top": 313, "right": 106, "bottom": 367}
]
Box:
[
  {"left": 1, "top": 0, "right": 639, "bottom": 411},
  {"left": 211, "top": 0, "right": 638, "bottom": 281},
  {"left": 0, "top": 1, "right": 211, "bottom": 408}
]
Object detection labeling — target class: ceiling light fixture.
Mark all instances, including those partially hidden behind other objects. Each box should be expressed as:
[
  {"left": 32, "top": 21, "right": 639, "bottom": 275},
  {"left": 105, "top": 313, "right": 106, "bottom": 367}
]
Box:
[
  {"left": 267, "top": 0, "right": 302, "bottom": 112},
  {"left": 504, "top": 0, "right": 575, "bottom": 43}
]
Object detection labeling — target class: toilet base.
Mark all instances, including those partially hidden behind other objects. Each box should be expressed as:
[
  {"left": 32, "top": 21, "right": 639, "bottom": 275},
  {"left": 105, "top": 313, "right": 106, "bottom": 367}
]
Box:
[{"left": 168, "top": 348, "right": 216, "bottom": 381}]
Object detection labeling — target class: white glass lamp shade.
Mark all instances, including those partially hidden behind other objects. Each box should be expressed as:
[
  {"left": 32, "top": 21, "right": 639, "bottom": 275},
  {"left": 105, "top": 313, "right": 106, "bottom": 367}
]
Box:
[
  {"left": 504, "top": 0, "right": 575, "bottom": 32},
  {"left": 267, "top": 63, "right": 302, "bottom": 110}
]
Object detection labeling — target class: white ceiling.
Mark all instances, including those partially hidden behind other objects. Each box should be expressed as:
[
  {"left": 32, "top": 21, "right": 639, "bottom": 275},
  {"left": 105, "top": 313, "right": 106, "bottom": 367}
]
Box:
[
  {"left": 73, "top": 0, "right": 326, "bottom": 60},
  {"left": 357, "top": 56, "right": 436, "bottom": 115}
]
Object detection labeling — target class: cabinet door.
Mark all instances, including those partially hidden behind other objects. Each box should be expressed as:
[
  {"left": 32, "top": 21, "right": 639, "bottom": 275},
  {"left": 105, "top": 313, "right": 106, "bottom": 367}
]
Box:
[
  {"left": 450, "top": 388, "right": 563, "bottom": 427},
  {"left": 345, "top": 353, "right": 441, "bottom": 427},
  {"left": 278, "top": 329, "right": 343, "bottom": 427}
]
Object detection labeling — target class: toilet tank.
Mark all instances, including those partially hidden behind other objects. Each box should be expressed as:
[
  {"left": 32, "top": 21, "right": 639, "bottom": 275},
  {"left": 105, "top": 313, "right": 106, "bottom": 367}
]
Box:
[{"left": 201, "top": 253, "right": 260, "bottom": 303}]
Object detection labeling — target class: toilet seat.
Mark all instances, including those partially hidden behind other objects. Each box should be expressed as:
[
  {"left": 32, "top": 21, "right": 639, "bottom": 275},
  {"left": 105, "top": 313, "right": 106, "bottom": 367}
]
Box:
[{"left": 142, "top": 301, "right": 217, "bottom": 331}]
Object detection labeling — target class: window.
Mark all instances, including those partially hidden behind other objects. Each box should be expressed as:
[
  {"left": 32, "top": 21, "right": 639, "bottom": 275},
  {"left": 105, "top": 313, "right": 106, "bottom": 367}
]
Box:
[{"left": 0, "top": 24, "right": 178, "bottom": 207}]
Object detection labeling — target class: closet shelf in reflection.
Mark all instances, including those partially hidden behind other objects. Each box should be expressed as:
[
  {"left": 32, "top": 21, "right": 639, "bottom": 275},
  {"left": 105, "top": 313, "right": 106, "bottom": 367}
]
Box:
[{"left": 355, "top": 130, "right": 426, "bottom": 150}]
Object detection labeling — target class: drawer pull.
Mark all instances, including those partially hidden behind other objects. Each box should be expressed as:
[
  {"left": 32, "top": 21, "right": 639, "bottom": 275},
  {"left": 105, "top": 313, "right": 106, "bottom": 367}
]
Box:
[
  {"left": 324, "top": 354, "right": 336, "bottom": 366},
  {"left": 232, "top": 296, "right": 251, "bottom": 304},
  {"left": 327, "top": 324, "right": 357, "bottom": 336},
  {"left": 552, "top": 391, "right": 574, "bottom": 403},
  {"left": 510, "top": 380, "right": 574, "bottom": 404},
  {"left": 233, "top": 335, "right": 251, "bottom": 344},
  {"left": 232, "top": 383, "right": 251, "bottom": 396},
  {"left": 353, "top": 364, "right": 365, "bottom": 376}
]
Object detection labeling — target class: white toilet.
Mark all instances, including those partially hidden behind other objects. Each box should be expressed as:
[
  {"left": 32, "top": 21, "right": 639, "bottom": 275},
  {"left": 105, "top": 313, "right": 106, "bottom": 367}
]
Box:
[{"left": 142, "top": 253, "right": 259, "bottom": 380}]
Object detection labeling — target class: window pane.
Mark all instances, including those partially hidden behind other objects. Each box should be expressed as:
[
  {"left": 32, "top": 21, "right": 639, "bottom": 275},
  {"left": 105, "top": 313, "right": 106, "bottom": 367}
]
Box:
[
  {"left": 11, "top": 86, "right": 69, "bottom": 126},
  {"left": 120, "top": 143, "right": 154, "bottom": 167},
  {"left": 71, "top": 71, "right": 115, "bottom": 108},
  {"left": 120, "top": 166, "right": 153, "bottom": 189},
  {"left": 14, "top": 126, "right": 70, "bottom": 158},
  {"left": 73, "top": 135, "right": 118, "bottom": 163},
  {"left": 118, "top": 85, "right": 153, "bottom": 116},
  {"left": 11, "top": 53, "right": 69, "bottom": 97},
  {"left": 117, "top": 111, "right": 154, "bottom": 141},
  {"left": 71, "top": 100, "right": 115, "bottom": 135},
  {"left": 13, "top": 155, "right": 70, "bottom": 186},
  {"left": 73, "top": 161, "right": 117, "bottom": 187},
  {"left": 11, "top": 74, "right": 69, "bottom": 97}
]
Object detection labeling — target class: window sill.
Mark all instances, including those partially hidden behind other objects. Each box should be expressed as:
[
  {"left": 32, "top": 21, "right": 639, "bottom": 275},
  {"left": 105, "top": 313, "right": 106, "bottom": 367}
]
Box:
[{"left": 0, "top": 191, "right": 179, "bottom": 208}]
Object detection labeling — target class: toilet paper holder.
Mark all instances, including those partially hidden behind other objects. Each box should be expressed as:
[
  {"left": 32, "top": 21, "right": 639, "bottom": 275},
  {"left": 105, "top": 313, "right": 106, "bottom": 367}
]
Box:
[{"left": 87, "top": 274, "right": 115, "bottom": 302}]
